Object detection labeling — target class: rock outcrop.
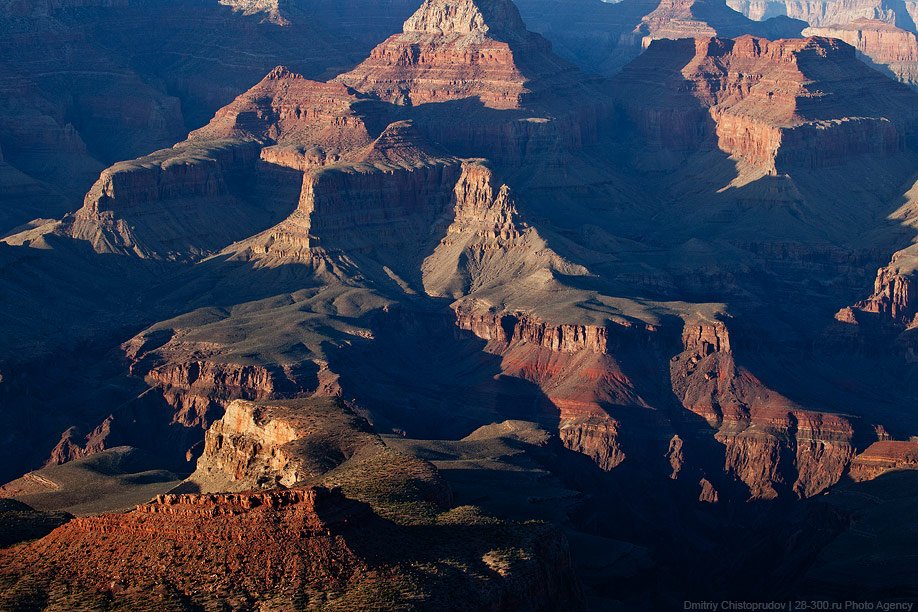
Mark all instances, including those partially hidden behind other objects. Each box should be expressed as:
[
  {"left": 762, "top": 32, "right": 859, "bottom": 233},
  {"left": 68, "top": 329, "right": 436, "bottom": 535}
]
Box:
[
  {"left": 613, "top": 35, "right": 917, "bottom": 176},
  {"left": 189, "top": 67, "right": 377, "bottom": 157},
  {"left": 65, "top": 140, "right": 291, "bottom": 260},
  {"left": 187, "top": 398, "right": 381, "bottom": 492},
  {"left": 332, "top": 0, "right": 609, "bottom": 166},
  {"left": 672, "top": 319, "right": 857, "bottom": 498},
  {"left": 852, "top": 258, "right": 918, "bottom": 324},
  {"left": 805, "top": 19, "right": 918, "bottom": 89},
  {"left": 335, "top": 0, "right": 570, "bottom": 110},
  {"left": 727, "top": 0, "right": 918, "bottom": 28},
  {"left": 0, "top": 394, "right": 586, "bottom": 609},
  {"left": 636, "top": 0, "right": 804, "bottom": 47},
  {"left": 0, "top": 486, "right": 377, "bottom": 608},
  {"left": 848, "top": 439, "right": 918, "bottom": 481},
  {"left": 455, "top": 302, "right": 665, "bottom": 471},
  {"left": 423, "top": 161, "right": 588, "bottom": 297}
]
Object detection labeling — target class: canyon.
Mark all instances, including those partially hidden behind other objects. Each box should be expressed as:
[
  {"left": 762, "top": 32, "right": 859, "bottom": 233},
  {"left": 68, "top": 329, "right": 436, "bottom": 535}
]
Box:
[{"left": 1, "top": 0, "right": 918, "bottom": 608}]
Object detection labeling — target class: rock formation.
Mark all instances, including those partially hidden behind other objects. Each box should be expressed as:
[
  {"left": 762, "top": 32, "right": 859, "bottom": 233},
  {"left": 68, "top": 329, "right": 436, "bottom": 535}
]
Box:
[
  {"left": 727, "top": 0, "right": 918, "bottom": 29},
  {"left": 636, "top": 0, "right": 804, "bottom": 47},
  {"left": 4, "top": 0, "right": 918, "bottom": 607},
  {"left": 672, "top": 318, "right": 857, "bottom": 498},
  {"left": 614, "top": 35, "right": 917, "bottom": 176},
  {"left": 423, "top": 160, "right": 588, "bottom": 297},
  {"left": 0, "top": 397, "right": 585, "bottom": 610},
  {"left": 0, "top": 486, "right": 377, "bottom": 608},
  {"left": 0, "top": 0, "right": 420, "bottom": 230},
  {"left": 848, "top": 439, "right": 918, "bottom": 481},
  {"left": 335, "top": 0, "right": 572, "bottom": 109},
  {"left": 805, "top": 19, "right": 918, "bottom": 88},
  {"left": 186, "top": 398, "right": 382, "bottom": 492}
]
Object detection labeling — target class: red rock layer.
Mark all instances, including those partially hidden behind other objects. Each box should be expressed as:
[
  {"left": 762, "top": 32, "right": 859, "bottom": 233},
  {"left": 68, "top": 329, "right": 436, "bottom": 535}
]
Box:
[
  {"left": 804, "top": 19, "right": 918, "bottom": 88},
  {"left": 456, "top": 303, "right": 663, "bottom": 471},
  {"left": 0, "top": 486, "right": 374, "bottom": 605},
  {"left": 852, "top": 258, "right": 918, "bottom": 324},
  {"left": 140, "top": 361, "right": 312, "bottom": 429},
  {"left": 848, "top": 440, "right": 918, "bottom": 481},
  {"left": 334, "top": 0, "right": 565, "bottom": 110},
  {"left": 190, "top": 67, "right": 374, "bottom": 157},
  {"left": 672, "top": 319, "right": 856, "bottom": 498},
  {"left": 614, "top": 35, "right": 917, "bottom": 173}
]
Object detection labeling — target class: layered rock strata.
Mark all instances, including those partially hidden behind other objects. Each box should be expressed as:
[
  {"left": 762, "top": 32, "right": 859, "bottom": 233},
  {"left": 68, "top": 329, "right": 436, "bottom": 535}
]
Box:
[
  {"left": 334, "top": 0, "right": 571, "bottom": 110},
  {"left": 848, "top": 440, "right": 918, "bottom": 481},
  {"left": 613, "top": 35, "right": 917, "bottom": 175},
  {"left": 672, "top": 319, "right": 857, "bottom": 498},
  {"left": 187, "top": 398, "right": 382, "bottom": 492},
  {"left": 804, "top": 20, "right": 918, "bottom": 88}
]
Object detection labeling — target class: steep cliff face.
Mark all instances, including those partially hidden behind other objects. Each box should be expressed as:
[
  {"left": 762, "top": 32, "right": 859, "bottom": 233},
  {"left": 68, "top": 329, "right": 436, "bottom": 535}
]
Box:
[
  {"left": 60, "top": 64, "right": 396, "bottom": 263},
  {"left": 140, "top": 361, "right": 314, "bottom": 430},
  {"left": 298, "top": 157, "right": 459, "bottom": 256},
  {"left": 614, "top": 36, "right": 917, "bottom": 175},
  {"left": 635, "top": 0, "right": 799, "bottom": 46},
  {"left": 853, "top": 259, "right": 918, "bottom": 324},
  {"left": 225, "top": 121, "right": 462, "bottom": 282},
  {"left": 65, "top": 140, "right": 293, "bottom": 260},
  {"left": 334, "top": 0, "right": 565, "bottom": 110},
  {"left": 804, "top": 20, "right": 918, "bottom": 89},
  {"left": 672, "top": 319, "right": 857, "bottom": 498},
  {"left": 0, "top": 0, "right": 423, "bottom": 231},
  {"left": 455, "top": 303, "right": 665, "bottom": 471},
  {"left": 0, "top": 481, "right": 584, "bottom": 610},
  {"left": 119, "top": 325, "right": 323, "bottom": 440},
  {"left": 728, "top": 0, "right": 918, "bottom": 28},
  {"left": 332, "top": 0, "right": 607, "bottom": 167},
  {"left": 848, "top": 439, "right": 918, "bottom": 480},
  {"left": 187, "top": 398, "right": 381, "bottom": 492},
  {"left": 0, "top": 387, "right": 585, "bottom": 608},
  {"left": 0, "top": 486, "right": 375, "bottom": 608},
  {"left": 843, "top": 177, "right": 918, "bottom": 329}
]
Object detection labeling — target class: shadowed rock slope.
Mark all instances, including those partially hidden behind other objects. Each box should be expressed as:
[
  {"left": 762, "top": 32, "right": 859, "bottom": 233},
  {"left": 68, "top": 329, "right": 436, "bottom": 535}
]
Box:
[{"left": 3, "top": 0, "right": 918, "bottom": 607}]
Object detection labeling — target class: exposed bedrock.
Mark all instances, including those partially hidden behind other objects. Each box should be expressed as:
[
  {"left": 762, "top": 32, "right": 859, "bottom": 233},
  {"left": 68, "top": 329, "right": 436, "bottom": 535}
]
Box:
[
  {"left": 66, "top": 141, "right": 299, "bottom": 260},
  {"left": 727, "top": 0, "right": 918, "bottom": 29},
  {"left": 457, "top": 304, "right": 875, "bottom": 499},
  {"left": 804, "top": 20, "right": 918, "bottom": 89},
  {"left": 851, "top": 257, "right": 918, "bottom": 324},
  {"left": 186, "top": 398, "right": 382, "bottom": 493},
  {"left": 614, "top": 36, "right": 917, "bottom": 174},
  {"left": 334, "top": 0, "right": 563, "bottom": 110},
  {"left": 455, "top": 303, "right": 672, "bottom": 472},
  {"left": 139, "top": 361, "right": 314, "bottom": 430},
  {"left": 299, "top": 160, "right": 461, "bottom": 255},
  {"left": 848, "top": 439, "right": 918, "bottom": 481},
  {"left": 423, "top": 160, "right": 588, "bottom": 297},
  {"left": 672, "top": 319, "right": 858, "bottom": 498}
]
